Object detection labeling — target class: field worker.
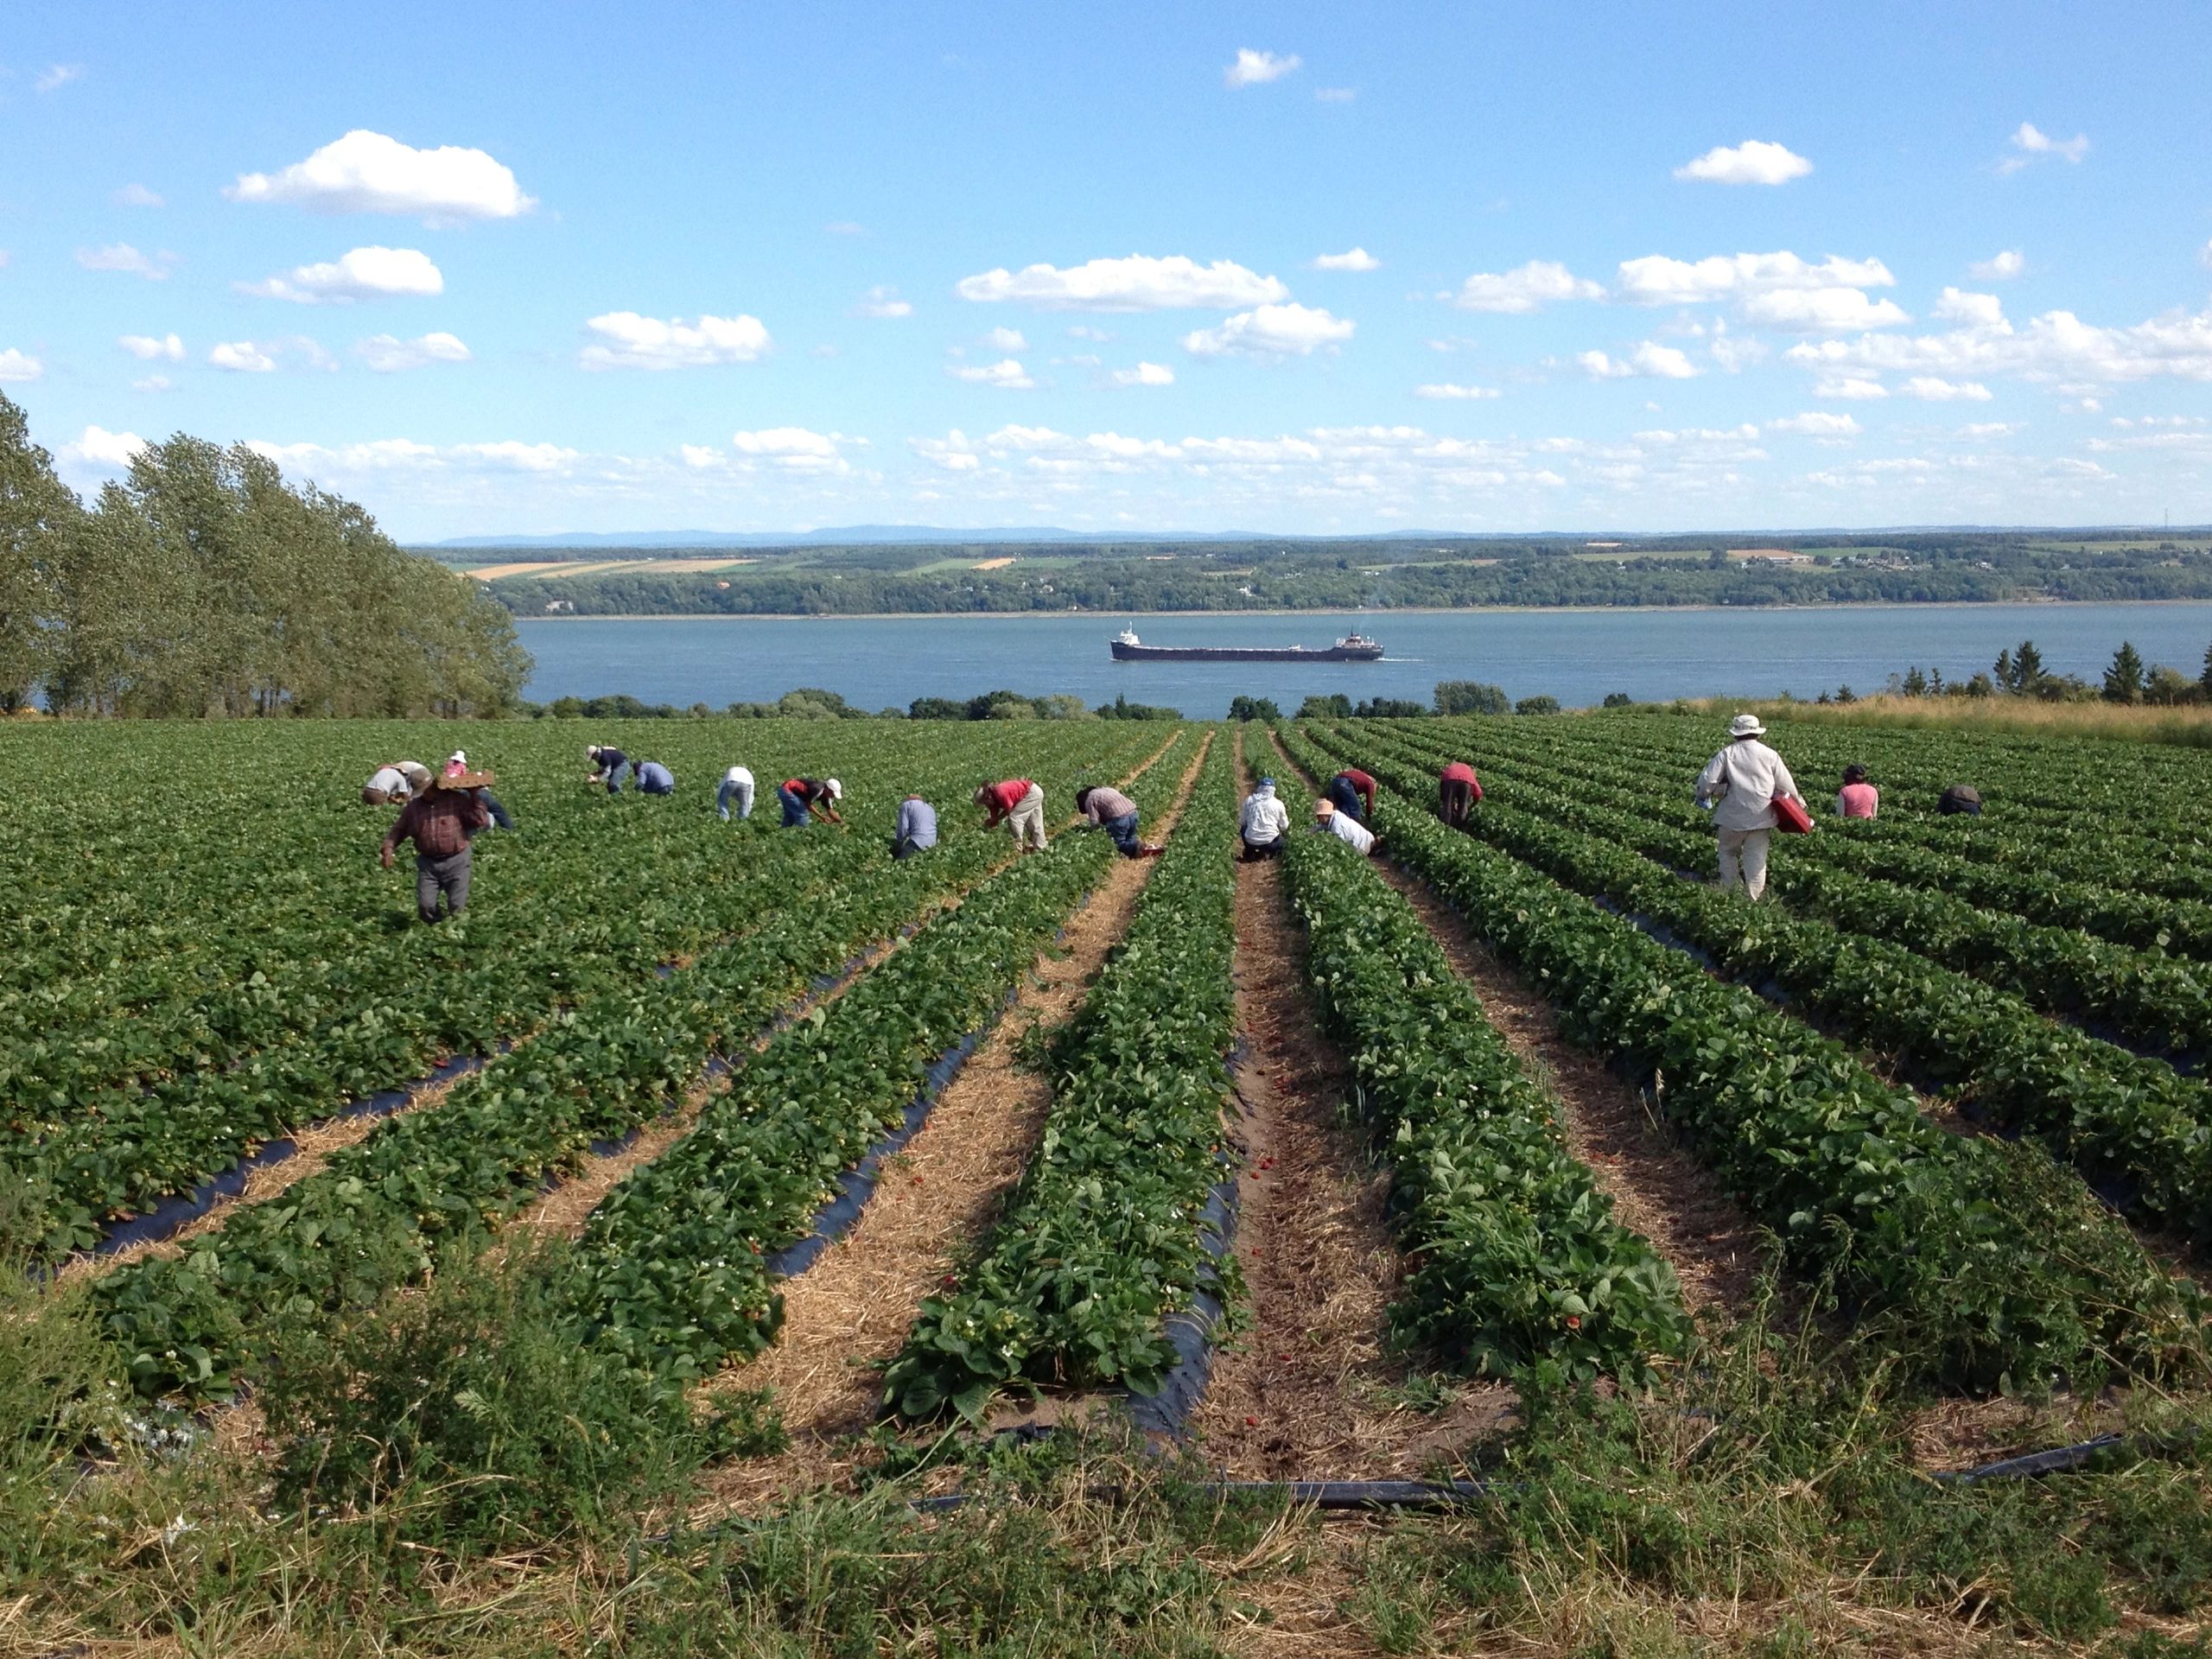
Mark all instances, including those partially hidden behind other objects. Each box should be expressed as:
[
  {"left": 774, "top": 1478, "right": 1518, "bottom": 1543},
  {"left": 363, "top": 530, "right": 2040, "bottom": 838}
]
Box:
[
  {"left": 585, "top": 744, "right": 630, "bottom": 792},
  {"left": 380, "top": 769, "right": 491, "bottom": 924},
  {"left": 1240, "top": 776, "right": 1290, "bottom": 861},
  {"left": 442, "top": 749, "right": 470, "bottom": 779},
  {"left": 1693, "top": 714, "right": 1804, "bottom": 902},
  {"left": 1438, "top": 760, "right": 1482, "bottom": 828},
  {"left": 893, "top": 791, "right": 938, "bottom": 859},
  {"left": 717, "top": 763, "right": 755, "bottom": 822},
  {"left": 1076, "top": 783, "right": 1159, "bottom": 858},
  {"left": 1938, "top": 782, "right": 1984, "bottom": 817},
  {"left": 1836, "top": 765, "right": 1879, "bottom": 820},
  {"left": 634, "top": 759, "right": 675, "bottom": 796},
  {"left": 362, "top": 760, "right": 416, "bottom": 804},
  {"left": 1327, "top": 766, "right": 1377, "bottom": 824},
  {"left": 779, "top": 776, "right": 845, "bottom": 828},
  {"left": 976, "top": 777, "right": 1047, "bottom": 852},
  {"left": 1313, "top": 798, "right": 1377, "bottom": 855}
]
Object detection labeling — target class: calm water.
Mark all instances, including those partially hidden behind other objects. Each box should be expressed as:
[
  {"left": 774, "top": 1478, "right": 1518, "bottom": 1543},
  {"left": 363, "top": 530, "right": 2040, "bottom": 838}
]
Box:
[{"left": 516, "top": 603, "right": 2212, "bottom": 715}]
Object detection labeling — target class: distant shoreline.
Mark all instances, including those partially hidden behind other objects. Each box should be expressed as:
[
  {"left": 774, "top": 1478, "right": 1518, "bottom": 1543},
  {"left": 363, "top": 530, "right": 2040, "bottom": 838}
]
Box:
[{"left": 513, "top": 597, "right": 2212, "bottom": 623}]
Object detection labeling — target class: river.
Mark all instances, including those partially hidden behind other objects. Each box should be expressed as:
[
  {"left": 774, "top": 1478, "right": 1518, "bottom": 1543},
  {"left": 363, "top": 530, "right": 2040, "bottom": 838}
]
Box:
[{"left": 514, "top": 603, "right": 2212, "bottom": 714}]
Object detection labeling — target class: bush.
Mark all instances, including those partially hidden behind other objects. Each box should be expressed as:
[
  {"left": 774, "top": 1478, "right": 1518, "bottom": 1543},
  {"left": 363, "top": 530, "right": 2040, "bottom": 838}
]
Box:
[
  {"left": 1601, "top": 691, "right": 1633, "bottom": 709},
  {"left": 1355, "top": 696, "right": 1428, "bottom": 718},
  {"left": 1228, "top": 695, "right": 1281, "bottom": 722},
  {"left": 1435, "top": 680, "right": 1510, "bottom": 715},
  {"left": 1298, "top": 693, "right": 1353, "bottom": 719},
  {"left": 1515, "top": 695, "right": 1561, "bottom": 716}
]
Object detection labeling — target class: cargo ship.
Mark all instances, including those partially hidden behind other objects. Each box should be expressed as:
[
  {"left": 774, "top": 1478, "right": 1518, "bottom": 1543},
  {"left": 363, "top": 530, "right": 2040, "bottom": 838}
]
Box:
[{"left": 1109, "top": 626, "right": 1384, "bottom": 664}]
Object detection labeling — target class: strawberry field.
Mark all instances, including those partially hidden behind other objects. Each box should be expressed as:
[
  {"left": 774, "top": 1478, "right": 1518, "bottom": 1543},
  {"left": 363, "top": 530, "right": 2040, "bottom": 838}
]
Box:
[{"left": 10, "top": 709, "right": 2212, "bottom": 1654}]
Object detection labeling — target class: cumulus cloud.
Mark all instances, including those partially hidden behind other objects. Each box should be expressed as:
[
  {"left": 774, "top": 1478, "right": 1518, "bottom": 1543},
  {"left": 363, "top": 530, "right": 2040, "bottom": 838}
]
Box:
[
  {"left": 1899, "top": 376, "right": 1993, "bottom": 401},
  {"left": 1111, "top": 361, "right": 1175, "bottom": 386},
  {"left": 240, "top": 245, "right": 443, "bottom": 303},
  {"left": 357, "top": 332, "right": 471, "bottom": 372},
  {"left": 579, "top": 312, "right": 771, "bottom": 370},
  {"left": 35, "top": 64, "right": 82, "bottom": 93},
  {"left": 113, "top": 183, "right": 164, "bottom": 208},
  {"left": 728, "top": 428, "right": 852, "bottom": 473},
  {"left": 1972, "top": 250, "right": 2026, "bottom": 280},
  {"left": 0, "top": 349, "right": 42, "bottom": 384},
  {"left": 1739, "top": 287, "right": 1910, "bottom": 331},
  {"left": 1414, "top": 382, "right": 1502, "bottom": 399},
  {"left": 77, "top": 243, "right": 175, "bottom": 280},
  {"left": 1769, "top": 410, "right": 1861, "bottom": 436},
  {"left": 1999, "top": 121, "right": 2088, "bottom": 173},
  {"left": 1815, "top": 375, "right": 1889, "bottom": 399},
  {"left": 1310, "top": 247, "right": 1380, "bottom": 272},
  {"left": 208, "top": 336, "right": 335, "bottom": 373},
  {"left": 64, "top": 425, "right": 148, "bottom": 467},
  {"left": 1616, "top": 251, "right": 1894, "bottom": 305},
  {"left": 1578, "top": 342, "right": 1698, "bottom": 379},
  {"left": 957, "top": 254, "right": 1287, "bottom": 311},
  {"left": 119, "top": 333, "right": 185, "bottom": 361},
  {"left": 1224, "top": 48, "right": 1300, "bottom": 88},
  {"left": 1454, "top": 260, "right": 1604, "bottom": 314},
  {"left": 250, "top": 437, "right": 581, "bottom": 475},
  {"left": 950, "top": 358, "right": 1035, "bottom": 389},
  {"left": 853, "top": 284, "right": 912, "bottom": 319},
  {"left": 1181, "top": 302, "right": 1354, "bottom": 357},
  {"left": 1673, "top": 140, "right": 1812, "bottom": 186},
  {"left": 132, "top": 375, "right": 173, "bottom": 393},
  {"left": 226, "top": 130, "right": 536, "bottom": 222},
  {"left": 1785, "top": 296, "right": 2212, "bottom": 385},
  {"left": 1932, "top": 287, "right": 2006, "bottom": 329},
  {"left": 983, "top": 327, "right": 1029, "bottom": 351}
]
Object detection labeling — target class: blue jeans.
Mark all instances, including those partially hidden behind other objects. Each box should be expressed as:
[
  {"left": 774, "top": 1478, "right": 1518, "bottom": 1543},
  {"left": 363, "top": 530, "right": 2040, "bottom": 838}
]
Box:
[
  {"left": 717, "top": 779, "right": 754, "bottom": 822},
  {"left": 1327, "top": 776, "right": 1365, "bottom": 823},
  {"left": 779, "top": 785, "right": 810, "bottom": 827},
  {"left": 602, "top": 763, "right": 628, "bottom": 794},
  {"left": 1102, "top": 810, "right": 1142, "bottom": 855}
]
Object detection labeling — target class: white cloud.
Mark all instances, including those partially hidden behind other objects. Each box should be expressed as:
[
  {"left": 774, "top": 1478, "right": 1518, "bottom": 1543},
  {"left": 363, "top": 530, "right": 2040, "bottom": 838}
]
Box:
[
  {"left": 1673, "top": 140, "right": 1812, "bottom": 186},
  {"left": 0, "top": 349, "right": 42, "bottom": 384},
  {"left": 1413, "top": 382, "right": 1502, "bottom": 400},
  {"left": 729, "top": 428, "right": 851, "bottom": 473},
  {"left": 132, "top": 375, "right": 174, "bottom": 393},
  {"left": 1181, "top": 302, "right": 1355, "bottom": 358},
  {"left": 1224, "top": 48, "right": 1300, "bottom": 88},
  {"left": 35, "top": 64, "right": 82, "bottom": 93},
  {"left": 1454, "top": 260, "right": 1604, "bottom": 314},
  {"left": 1959, "top": 422, "right": 2020, "bottom": 438},
  {"left": 1815, "top": 375, "right": 1889, "bottom": 399},
  {"left": 210, "top": 341, "right": 276, "bottom": 373},
  {"left": 226, "top": 130, "right": 536, "bottom": 222},
  {"left": 357, "top": 331, "right": 471, "bottom": 372},
  {"left": 1739, "top": 287, "right": 1910, "bottom": 331},
  {"left": 984, "top": 326, "right": 1029, "bottom": 351},
  {"left": 578, "top": 312, "right": 771, "bottom": 370},
  {"left": 1110, "top": 361, "right": 1175, "bottom": 386},
  {"left": 1971, "top": 250, "right": 2026, "bottom": 281},
  {"left": 118, "top": 333, "right": 185, "bottom": 361},
  {"left": 251, "top": 437, "right": 581, "bottom": 476},
  {"left": 240, "top": 245, "right": 443, "bottom": 303},
  {"left": 1899, "top": 376, "right": 1993, "bottom": 401},
  {"left": 957, "top": 254, "right": 1287, "bottom": 312},
  {"left": 113, "top": 183, "right": 164, "bottom": 208},
  {"left": 1999, "top": 121, "right": 2088, "bottom": 173},
  {"left": 207, "top": 336, "right": 336, "bottom": 374},
  {"left": 77, "top": 243, "right": 175, "bottom": 280},
  {"left": 1786, "top": 299, "right": 2212, "bottom": 385},
  {"left": 1578, "top": 342, "right": 1698, "bottom": 379},
  {"left": 950, "top": 358, "right": 1035, "bottom": 389},
  {"left": 1310, "top": 247, "right": 1380, "bottom": 272},
  {"left": 1315, "top": 86, "right": 1356, "bottom": 103},
  {"left": 1770, "top": 410, "right": 1862, "bottom": 436},
  {"left": 64, "top": 424, "right": 148, "bottom": 467},
  {"left": 823, "top": 220, "right": 864, "bottom": 236},
  {"left": 853, "top": 284, "right": 912, "bottom": 319},
  {"left": 1066, "top": 324, "right": 1114, "bottom": 341},
  {"left": 1931, "top": 287, "right": 2007, "bottom": 329},
  {"left": 1616, "top": 251, "right": 1894, "bottom": 305}
]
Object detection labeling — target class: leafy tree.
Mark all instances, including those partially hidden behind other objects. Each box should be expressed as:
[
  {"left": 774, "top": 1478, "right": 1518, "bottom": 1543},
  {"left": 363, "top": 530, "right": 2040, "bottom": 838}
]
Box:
[
  {"left": 2102, "top": 640, "right": 2145, "bottom": 703},
  {"left": 1515, "top": 695, "right": 1561, "bottom": 715},
  {"left": 1034, "top": 693, "right": 1089, "bottom": 720},
  {"left": 1434, "top": 679, "right": 1509, "bottom": 715},
  {"left": 1964, "top": 672, "right": 1994, "bottom": 697},
  {"left": 2145, "top": 664, "right": 2195, "bottom": 706},
  {"left": 0, "top": 395, "right": 79, "bottom": 710},
  {"left": 1097, "top": 692, "right": 1178, "bottom": 720},
  {"left": 907, "top": 696, "right": 966, "bottom": 720},
  {"left": 1296, "top": 693, "right": 1353, "bottom": 719},
  {"left": 1601, "top": 691, "right": 1633, "bottom": 708},
  {"left": 1227, "top": 695, "right": 1281, "bottom": 722},
  {"left": 1354, "top": 696, "right": 1427, "bottom": 718}
]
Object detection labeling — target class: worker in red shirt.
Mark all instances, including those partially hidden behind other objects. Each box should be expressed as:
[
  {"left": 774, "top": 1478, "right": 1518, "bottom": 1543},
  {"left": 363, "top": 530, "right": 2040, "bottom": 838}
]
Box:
[
  {"left": 380, "top": 773, "right": 492, "bottom": 924},
  {"left": 1438, "top": 760, "right": 1482, "bottom": 828},
  {"left": 976, "top": 777, "right": 1047, "bottom": 851},
  {"left": 1326, "top": 766, "right": 1376, "bottom": 824},
  {"left": 778, "top": 777, "right": 845, "bottom": 828}
]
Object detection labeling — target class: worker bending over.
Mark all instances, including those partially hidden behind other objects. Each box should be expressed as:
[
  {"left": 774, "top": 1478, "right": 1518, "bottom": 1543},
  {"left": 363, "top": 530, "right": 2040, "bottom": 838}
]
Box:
[
  {"left": 1327, "top": 766, "right": 1376, "bottom": 824},
  {"left": 1076, "top": 784, "right": 1160, "bottom": 858},
  {"left": 976, "top": 778, "right": 1047, "bottom": 852},
  {"left": 1438, "top": 760, "right": 1481, "bottom": 828},
  {"left": 779, "top": 776, "right": 845, "bottom": 828},
  {"left": 1313, "top": 798, "right": 1378, "bottom": 855}
]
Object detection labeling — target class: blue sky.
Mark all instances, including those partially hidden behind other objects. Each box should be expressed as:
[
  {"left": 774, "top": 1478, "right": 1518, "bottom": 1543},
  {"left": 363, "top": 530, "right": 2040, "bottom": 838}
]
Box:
[{"left": 4, "top": 1, "right": 2209, "bottom": 539}]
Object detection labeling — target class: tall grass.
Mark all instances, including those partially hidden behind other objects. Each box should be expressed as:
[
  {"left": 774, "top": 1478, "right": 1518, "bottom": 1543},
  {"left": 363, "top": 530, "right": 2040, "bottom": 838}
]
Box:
[{"left": 1653, "top": 692, "right": 2212, "bottom": 747}]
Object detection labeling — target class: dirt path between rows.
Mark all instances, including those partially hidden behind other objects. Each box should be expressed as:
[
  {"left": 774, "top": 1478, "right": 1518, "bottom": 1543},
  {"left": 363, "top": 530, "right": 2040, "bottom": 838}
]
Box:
[
  {"left": 1264, "top": 728, "right": 1763, "bottom": 1319},
  {"left": 1189, "top": 731, "right": 1512, "bottom": 1478},
  {"left": 696, "top": 737, "right": 1213, "bottom": 1511}
]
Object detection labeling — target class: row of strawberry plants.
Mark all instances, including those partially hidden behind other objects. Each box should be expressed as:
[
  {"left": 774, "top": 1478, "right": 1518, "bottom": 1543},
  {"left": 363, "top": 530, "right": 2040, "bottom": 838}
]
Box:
[
  {"left": 90, "top": 733, "right": 1195, "bottom": 1399},
  {"left": 881, "top": 735, "right": 1239, "bottom": 1420},
  {"left": 1356, "top": 721, "right": 2212, "bottom": 1057},
  {"left": 1285, "top": 724, "right": 2205, "bottom": 1389},
  {"left": 1336, "top": 721, "right": 2212, "bottom": 1243},
  {"left": 566, "top": 737, "right": 1203, "bottom": 1387},
  {"left": 1281, "top": 808, "right": 1690, "bottom": 1382}
]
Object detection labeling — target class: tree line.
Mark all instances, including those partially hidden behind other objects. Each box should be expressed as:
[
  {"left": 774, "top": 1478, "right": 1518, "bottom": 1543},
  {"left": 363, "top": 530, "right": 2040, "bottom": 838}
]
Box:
[
  {"left": 1815, "top": 637, "right": 2212, "bottom": 707},
  {"left": 0, "top": 394, "right": 529, "bottom": 716}
]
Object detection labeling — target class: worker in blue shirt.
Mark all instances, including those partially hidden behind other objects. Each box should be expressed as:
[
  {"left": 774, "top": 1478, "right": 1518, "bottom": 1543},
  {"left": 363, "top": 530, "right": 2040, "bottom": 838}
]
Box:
[
  {"left": 893, "top": 792, "right": 938, "bottom": 859},
  {"left": 633, "top": 759, "right": 675, "bottom": 796}
]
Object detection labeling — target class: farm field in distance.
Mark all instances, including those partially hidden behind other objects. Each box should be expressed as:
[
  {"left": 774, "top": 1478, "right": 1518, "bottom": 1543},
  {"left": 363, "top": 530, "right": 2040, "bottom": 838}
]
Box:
[{"left": 11, "top": 709, "right": 2212, "bottom": 1655}]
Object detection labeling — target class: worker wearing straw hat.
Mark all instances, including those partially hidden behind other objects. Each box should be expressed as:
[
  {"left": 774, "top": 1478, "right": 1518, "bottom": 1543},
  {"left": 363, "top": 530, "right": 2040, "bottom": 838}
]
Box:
[{"left": 1694, "top": 713, "right": 1803, "bottom": 901}]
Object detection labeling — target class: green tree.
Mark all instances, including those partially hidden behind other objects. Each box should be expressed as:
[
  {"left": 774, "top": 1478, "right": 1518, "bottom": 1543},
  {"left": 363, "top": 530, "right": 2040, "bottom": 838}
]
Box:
[
  {"left": 1601, "top": 691, "right": 1633, "bottom": 708},
  {"left": 0, "top": 394, "right": 80, "bottom": 709},
  {"left": 2202, "top": 639, "right": 2211, "bottom": 697},
  {"left": 1296, "top": 693, "right": 1353, "bottom": 719},
  {"left": 2102, "top": 640, "right": 2145, "bottom": 703},
  {"left": 2145, "top": 664, "right": 2194, "bottom": 706},
  {"left": 1434, "top": 679, "right": 1510, "bottom": 715},
  {"left": 1515, "top": 694, "right": 1561, "bottom": 715},
  {"left": 1227, "top": 695, "right": 1281, "bottom": 722}
]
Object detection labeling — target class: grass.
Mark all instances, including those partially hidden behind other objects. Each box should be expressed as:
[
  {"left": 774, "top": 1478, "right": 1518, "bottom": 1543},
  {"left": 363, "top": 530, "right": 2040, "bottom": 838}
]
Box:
[{"left": 1743, "top": 693, "right": 2212, "bottom": 747}]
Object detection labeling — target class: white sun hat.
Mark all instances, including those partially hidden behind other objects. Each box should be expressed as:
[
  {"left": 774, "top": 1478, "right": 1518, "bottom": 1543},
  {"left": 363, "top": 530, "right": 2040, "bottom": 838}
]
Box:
[
  {"left": 1728, "top": 713, "right": 1767, "bottom": 738},
  {"left": 824, "top": 778, "right": 843, "bottom": 799}
]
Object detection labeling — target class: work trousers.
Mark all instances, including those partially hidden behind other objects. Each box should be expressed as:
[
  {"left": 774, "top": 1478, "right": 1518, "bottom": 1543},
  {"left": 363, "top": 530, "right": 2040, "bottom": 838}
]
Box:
[
  {"left": 1439, "top": 777, "right": 1474, "bottom": 827},
  {"left": 1326, "top": 776, "right": 1366, "bottom": 823},
  {"left": 717, "top": 779, "right": 755, "bottom": 821},
  {"left": 1100, "top": 810, "right": 1143, "bottom": 856},
  {"left": 1006, "top": 784, "right": 1047, "bottom": 851},
  {"left": 779, "top": 785, "right": 811, "bottom": 827},
  {"left": 892, "top": 836, "right": 929, "bottom": 860},
  {"left": 1715, "top": 828, "right": 1770, "bottom": 901},
  {"left": 416, "top": 848, "right": 473, "bottom": 924},
  {"left": 1241, "top": 836, "right": 1284, "bottom": 862},
  {"left": 363, "top": 786, "right": 397, "bottom": 804}
]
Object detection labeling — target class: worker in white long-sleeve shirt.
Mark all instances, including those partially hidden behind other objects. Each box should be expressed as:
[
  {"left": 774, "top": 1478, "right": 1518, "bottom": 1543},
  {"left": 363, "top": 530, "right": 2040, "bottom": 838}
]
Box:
[
  {"left": 1313, "top": 798, "right": 1377, "bottom": 855},
  {"left": 1693, "top": 713, "right": 1804, "bottom": 901},
  {"left": 1239, "top": 776, "right": 1290, "bottom": 861}
]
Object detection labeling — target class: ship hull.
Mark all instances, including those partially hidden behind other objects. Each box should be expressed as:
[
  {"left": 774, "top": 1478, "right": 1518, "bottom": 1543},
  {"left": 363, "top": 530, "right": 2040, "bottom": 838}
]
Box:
[{"left": 1111, "top": 642, "right": 1384, "bottom": 663}]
